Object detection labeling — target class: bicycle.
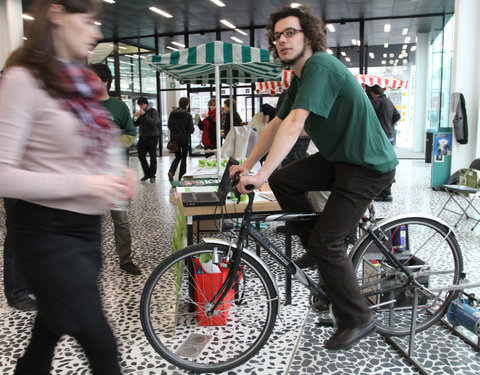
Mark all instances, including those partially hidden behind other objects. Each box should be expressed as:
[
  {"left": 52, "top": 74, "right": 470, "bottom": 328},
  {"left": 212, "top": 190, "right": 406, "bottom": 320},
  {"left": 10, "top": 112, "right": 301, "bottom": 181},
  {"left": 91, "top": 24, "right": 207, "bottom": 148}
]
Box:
[{"left": 140, "top": 175, "right": 464, "bottom": 373}]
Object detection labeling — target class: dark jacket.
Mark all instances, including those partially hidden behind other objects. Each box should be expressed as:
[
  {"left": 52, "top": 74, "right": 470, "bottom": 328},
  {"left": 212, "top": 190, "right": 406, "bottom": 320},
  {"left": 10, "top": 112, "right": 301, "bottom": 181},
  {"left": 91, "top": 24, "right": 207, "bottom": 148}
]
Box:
[
  {"left": 168, "top": 108, "right": 194, "bottom": 145},
  {"left": 223, "top": 111, "right": 243, "bottom": 137},
  {"left": 370, "top": 94, "right": 401, "bottom": 140},
  {"left": 134, "top": 107, "right": 160, "bottom": 137}
]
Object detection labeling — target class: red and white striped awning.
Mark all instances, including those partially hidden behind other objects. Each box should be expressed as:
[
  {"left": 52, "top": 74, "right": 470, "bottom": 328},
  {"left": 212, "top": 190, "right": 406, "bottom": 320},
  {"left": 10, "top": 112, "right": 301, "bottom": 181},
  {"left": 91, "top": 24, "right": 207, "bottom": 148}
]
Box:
[{"left": 255, "top": 70, "right": 408, "bottom": 95}]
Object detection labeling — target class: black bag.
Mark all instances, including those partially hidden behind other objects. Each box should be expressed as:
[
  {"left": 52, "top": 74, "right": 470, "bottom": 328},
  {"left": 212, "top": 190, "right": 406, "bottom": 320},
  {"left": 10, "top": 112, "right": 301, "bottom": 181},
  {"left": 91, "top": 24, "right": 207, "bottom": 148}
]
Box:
[
  {"left": 453, "top": 93, "right": 468, "bottom": 144},
  {"left": 167, "top": 139, "right": 179, "bottom": 152}
]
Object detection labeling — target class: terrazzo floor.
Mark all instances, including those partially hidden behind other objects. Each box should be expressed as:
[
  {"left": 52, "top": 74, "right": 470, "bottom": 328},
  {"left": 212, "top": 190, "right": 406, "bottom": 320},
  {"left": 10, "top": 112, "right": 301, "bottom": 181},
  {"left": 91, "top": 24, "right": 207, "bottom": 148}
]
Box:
[{"left": 1, "top": 152, "right": 480, "bottom": 374}]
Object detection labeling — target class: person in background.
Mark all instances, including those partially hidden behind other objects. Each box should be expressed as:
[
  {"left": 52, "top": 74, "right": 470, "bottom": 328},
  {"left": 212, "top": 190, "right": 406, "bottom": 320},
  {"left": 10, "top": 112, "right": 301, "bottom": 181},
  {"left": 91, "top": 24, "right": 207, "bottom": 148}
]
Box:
[
  {"left": 168, "top": 97, "right": 194, "bottom": 181},
  {"left": 231, "top": 4, "right": 397, "bottom": 351},
  {"left": 0, "top": 0, "right": 137, "bottom": 373},
  {"left": 134, "top": 96, "right": 160, "bottom": 183},
  {"left": 261, "top": 102, "right": 276, "bottom": 125},
  {"left": 89, "top": 63, "right": 141, "bottom": 275},
  {"left": 198, "top": 97, "right": 220, "bottom": 159},
  {"left": 367, "top": 84, "right": 401, "bottom": 202},
  {"left": 222, "top": 98, "right": 243, "bottom": 137}
]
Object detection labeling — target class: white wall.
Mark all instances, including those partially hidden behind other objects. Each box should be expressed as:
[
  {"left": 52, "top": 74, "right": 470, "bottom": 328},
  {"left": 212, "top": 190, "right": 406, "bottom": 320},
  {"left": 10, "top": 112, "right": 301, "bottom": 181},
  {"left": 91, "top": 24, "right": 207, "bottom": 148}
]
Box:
[{"left": 450, "top": 0, "right": 480, "bottom": 171}]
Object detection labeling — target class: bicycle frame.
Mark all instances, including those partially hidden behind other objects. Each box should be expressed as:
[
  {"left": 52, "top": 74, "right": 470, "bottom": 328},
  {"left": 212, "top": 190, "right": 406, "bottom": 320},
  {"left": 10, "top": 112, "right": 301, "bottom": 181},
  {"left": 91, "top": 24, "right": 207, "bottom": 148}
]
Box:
[{"left": 204, "top": 189, "right": 418, "bottom": 315}]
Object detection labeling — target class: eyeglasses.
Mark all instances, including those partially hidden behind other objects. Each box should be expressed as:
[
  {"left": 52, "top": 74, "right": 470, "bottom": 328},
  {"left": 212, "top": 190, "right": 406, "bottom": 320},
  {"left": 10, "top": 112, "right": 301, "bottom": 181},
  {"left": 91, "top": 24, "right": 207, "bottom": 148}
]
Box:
[{"left": 273, "top": 28, "right": 303, "bottom": 42}]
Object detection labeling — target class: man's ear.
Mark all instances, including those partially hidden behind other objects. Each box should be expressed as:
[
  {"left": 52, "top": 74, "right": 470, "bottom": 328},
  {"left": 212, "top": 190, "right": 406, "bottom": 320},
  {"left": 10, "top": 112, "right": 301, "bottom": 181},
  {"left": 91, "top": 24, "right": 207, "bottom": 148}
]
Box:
[{"left": 48, "top": 4, "right": 65, "bottom": 25}]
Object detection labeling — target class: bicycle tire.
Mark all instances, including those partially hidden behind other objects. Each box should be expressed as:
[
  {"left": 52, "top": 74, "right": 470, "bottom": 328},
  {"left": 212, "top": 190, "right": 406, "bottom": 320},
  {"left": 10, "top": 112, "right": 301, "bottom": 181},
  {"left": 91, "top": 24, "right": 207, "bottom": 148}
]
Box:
[
  {"left": 351, "top": 215, "right": 463, "bottom": 336},
  {"left": 140, "top": 243, "right": 279, "bottom": 373}
]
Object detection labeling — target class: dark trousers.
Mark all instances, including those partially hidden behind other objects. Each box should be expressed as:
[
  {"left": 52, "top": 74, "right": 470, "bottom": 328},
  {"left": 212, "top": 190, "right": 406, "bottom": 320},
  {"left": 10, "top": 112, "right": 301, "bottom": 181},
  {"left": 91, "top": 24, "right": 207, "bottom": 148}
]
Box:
[
  {"left": 110, "top": 210, "right": 133, "bottom": 265},
  {"left": 269, "top": 153, "right": 395, "bottom": 327},
  {"left": 3, "top": 198, "right": 29, "bottom": 303},
  {"left": 9, "top": 200, "right": 121, "bottom": 375},
  {"left": 169, "top": 142, "right": 189, "bottom": 180},
  {"left": 137, "top": 136, "right": 158, "bottom": 178}
]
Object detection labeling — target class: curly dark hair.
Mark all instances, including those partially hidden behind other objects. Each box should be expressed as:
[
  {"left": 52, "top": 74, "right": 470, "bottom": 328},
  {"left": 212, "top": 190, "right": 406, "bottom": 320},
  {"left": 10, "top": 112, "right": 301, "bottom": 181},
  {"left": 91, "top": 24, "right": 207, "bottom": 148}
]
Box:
[{"left": 266, "top": 4, "right": 326, "bottom": 60}]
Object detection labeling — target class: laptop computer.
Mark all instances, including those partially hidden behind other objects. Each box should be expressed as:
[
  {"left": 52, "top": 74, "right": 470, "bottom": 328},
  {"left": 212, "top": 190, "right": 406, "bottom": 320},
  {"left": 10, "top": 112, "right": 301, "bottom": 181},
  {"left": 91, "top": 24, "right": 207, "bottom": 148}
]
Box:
[{"left": 181, "top": 158, "right": 239, "bottom": 207}]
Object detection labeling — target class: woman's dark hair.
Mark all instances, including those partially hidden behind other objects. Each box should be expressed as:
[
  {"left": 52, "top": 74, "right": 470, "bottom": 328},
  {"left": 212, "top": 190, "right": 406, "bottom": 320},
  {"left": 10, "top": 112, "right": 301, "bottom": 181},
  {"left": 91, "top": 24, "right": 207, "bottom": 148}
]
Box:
[
  {"left": 370, "top": 84, "right": 385, "bottom": 96},
  {"left": 266, "top": 4, "right": 326, "bottom": 60},
  {"left": 208, "top": 98, "right": 216, "bottom": 107},
  {"left": 178, "top": 97, "right": 190, "bottom": 109},
  {"left": 223, "top": 98, "right": 236, "bottom": 111},
  {"left": 11, "top": 0, "right": 100, "bottom": 98}
]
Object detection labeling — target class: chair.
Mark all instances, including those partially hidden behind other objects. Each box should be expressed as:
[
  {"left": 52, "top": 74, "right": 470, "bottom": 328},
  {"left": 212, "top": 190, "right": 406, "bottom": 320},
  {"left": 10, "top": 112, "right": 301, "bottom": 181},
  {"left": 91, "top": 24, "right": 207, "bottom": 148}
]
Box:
[{"left": 438, "top": 159, "right": 480, "bottom": 230}]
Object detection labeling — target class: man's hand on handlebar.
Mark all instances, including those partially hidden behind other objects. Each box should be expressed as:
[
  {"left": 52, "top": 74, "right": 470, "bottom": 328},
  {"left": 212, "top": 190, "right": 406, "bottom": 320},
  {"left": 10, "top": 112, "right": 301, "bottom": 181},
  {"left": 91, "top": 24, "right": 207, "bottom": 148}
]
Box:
[{"left": 228, "top": 165, "right": 265, "bottom": 194}]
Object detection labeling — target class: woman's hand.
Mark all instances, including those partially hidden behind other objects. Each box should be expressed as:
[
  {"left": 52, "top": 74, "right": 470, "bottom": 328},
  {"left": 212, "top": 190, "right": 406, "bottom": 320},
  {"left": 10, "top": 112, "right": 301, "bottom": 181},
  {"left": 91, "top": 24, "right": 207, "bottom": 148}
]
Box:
[
  {"left": 237, "top": 174, "right": 266, "bottom": 194},
  {"left": 83, "top": 168, "right": 137, "bottom": 203}
]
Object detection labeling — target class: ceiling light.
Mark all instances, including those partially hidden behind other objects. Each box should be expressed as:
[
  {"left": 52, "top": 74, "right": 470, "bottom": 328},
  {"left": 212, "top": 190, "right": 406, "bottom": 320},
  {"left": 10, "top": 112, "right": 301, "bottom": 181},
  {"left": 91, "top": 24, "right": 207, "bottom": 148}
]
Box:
[
  {"left": 166, "top": 46, "right": 179, "bottom": 51},
  {"left": 209, "top": 0, "right": 225, "bottom": 6},
  {"left": 403, "top": 59, "right": 408, "bottom": 64},
  {"left": 327, "top": 24, "right": 335, "bottom": 32},
  {"left": 235, "top": 28, "right": 248, "bottom": 36},
  {"left": 171, "top": 41, "right": 185, "bottom": 48},
  {"left": 351, "top": 39, "right": 357, "bottom": 46},
  {"left": 382, "top": 60, "right": 386, "bottom": 65},
  {"left": 383, "top": 53, "right": 387, "bottom": 58},
  {"left": 389, "top": 59, "right": 394, "bottom": 64},
  {"left": 103, "top": 0, "right": 115, "bottom": 3},
  {"left": 220, "top": 19, "right": 236, "bottom": 29},
  {"left": 341, "top": 51, "right": 346, "bottom": 56},
  {"left": 402, "top": 44, "right": 407, "bottom": 50},
  {"left": 402, "top": 28, "right": 408, "bottom": 35},
  {"left": 411, "top": 46, "right": 417, "bottom": 51},
  {"left": 94, "top": 21, "right": 102, "bottom": 26},
  {"left": 404, "top": 37, "right": 411, "bottom": 43},
  {"left": 149, "top": 7, "right": 173, "bottom": 18},
  {"left": 384, "top": 24, "right": 391, "bottom": 32},
  {"left": 345, "top": 57, "right": 351, "bottom": 62},
  {"left": 231, "top": 36, "right": 243, "bottom": 44},
  {"left": 326, "top": 49, "right": 333, "bottom": 54},
  {"left": 22, "top": 14, "right": 34, "bottom": 20},
  {"left": 369, "top": 52, "right": 375, "bottom": 59},
  {"left": 384, "top": 43, "right": 389, "bottom": 48},
  {"left": 389, "top": 53, "right": 394, "bottom": 58}
]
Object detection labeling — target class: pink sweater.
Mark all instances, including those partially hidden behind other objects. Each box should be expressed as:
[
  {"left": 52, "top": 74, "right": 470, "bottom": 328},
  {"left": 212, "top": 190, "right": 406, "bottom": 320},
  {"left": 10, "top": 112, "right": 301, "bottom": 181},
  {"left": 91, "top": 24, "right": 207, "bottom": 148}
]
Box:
[{"left": 0, "top": 67, "right": 108, "bottom": 215}]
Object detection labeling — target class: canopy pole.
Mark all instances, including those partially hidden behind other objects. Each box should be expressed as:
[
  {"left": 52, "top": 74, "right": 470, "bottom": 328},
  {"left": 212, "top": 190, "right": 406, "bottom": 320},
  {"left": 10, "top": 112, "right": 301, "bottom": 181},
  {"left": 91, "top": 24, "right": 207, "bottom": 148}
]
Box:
[
  {"left": 228, "top": 68, "right": 234, "bottom": 138},
  {"left": 215, "top": 65, "right": 221, "bottom": 175}
]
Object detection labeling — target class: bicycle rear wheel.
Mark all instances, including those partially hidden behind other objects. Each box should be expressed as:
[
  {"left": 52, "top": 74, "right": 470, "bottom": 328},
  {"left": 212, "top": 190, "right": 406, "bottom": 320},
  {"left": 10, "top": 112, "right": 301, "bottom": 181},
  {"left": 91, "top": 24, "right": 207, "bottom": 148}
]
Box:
[
  {"left": 351, "top": 215, "right": 463, "bottom": 336},
  {"left": 140, "top": 243, "right": 279, "bottom": 373}
]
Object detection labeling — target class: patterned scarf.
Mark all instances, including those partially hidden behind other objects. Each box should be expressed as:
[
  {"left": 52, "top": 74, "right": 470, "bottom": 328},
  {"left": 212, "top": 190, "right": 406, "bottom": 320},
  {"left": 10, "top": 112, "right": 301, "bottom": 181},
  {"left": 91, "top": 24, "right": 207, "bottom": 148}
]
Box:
[{"left": 56, "top": 59, "right": 116, "bottom": 165}]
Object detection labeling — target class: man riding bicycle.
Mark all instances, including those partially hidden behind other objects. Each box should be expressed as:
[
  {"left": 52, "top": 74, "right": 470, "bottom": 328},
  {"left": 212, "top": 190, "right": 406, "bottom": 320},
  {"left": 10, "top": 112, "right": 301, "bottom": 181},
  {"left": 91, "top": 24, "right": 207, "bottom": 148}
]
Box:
[{"left": 231, "top": 4, "right": 398, "bottom": 350}]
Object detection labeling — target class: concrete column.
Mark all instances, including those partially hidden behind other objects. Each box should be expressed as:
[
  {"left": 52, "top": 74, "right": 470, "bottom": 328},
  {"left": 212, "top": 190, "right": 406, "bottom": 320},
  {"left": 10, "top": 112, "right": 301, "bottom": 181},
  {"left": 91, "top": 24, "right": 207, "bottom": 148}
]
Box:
[
  {"left": 450, "top": 0, "right": 480, "bottom": 171},
  {"left": 0, "top": 0, "right": 23, "bottom": 69},
  {"left": 413, "top": 33, "right": 430, "bottom": 153}
]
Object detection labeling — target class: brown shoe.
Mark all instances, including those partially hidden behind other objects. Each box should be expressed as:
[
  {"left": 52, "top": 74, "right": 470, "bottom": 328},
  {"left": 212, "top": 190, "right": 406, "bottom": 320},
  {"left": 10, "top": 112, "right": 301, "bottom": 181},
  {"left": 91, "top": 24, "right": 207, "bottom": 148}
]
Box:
[
  {"left": 293, "top": 252, "right": 317, "bottom": 269},
  {"left": 324, "top": 317, "right": 376, "bottom": 350}
]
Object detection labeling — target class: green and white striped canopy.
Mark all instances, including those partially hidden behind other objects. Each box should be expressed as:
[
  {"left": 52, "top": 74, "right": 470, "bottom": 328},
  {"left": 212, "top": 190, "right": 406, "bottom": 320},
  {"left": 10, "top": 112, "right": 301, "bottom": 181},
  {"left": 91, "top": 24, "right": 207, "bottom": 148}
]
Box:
[{"left": 146, "top": 41, "right": 282, "bottom": 85}]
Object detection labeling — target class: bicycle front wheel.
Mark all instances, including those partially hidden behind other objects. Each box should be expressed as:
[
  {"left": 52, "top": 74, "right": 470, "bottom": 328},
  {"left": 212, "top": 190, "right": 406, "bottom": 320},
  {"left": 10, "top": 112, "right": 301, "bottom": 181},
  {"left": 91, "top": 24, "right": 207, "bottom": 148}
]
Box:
[
  {"left": 140, "top": 243, "right": 279, "bottom": 373},
  {"left": 351, "top": 215, "right": 463, "bottom": 336}
]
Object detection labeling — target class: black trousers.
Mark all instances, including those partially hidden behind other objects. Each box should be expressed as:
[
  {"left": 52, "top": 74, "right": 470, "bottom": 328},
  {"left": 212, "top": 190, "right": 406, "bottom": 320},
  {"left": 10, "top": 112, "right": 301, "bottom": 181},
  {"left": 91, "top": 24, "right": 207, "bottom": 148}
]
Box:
[
  {"left": 3, "top": 198, "right": 30, "bottom": 303},
  {"left": 137, "top": 136, "right": 158, "bottom": 178},
  {"left": 269, "top": 153, "right": 395, "bottom": 327},
  {"left": 9, "top": 200, "right": 121, "bottom": 375},
  {"left": 169, "top": 142, "right": 189, "bottom": 180}
]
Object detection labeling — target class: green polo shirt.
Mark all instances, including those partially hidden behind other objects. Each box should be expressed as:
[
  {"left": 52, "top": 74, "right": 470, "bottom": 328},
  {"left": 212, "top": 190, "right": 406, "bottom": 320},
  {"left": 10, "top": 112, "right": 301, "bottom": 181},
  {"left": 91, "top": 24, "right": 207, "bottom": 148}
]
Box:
[
  {"left": 101, "top": 97, "right": 136, "bottom": 136},
  {"left": 277, "top": 52, "right": 398, "bottom": 174}
]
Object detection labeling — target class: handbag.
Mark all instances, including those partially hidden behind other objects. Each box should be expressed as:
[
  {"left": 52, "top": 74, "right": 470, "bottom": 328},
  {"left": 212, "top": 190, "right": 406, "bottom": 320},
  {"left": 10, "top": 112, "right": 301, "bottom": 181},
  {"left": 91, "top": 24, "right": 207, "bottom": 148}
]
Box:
[{"left": 167, "top": 112, "right": 191, "bottom": 152}]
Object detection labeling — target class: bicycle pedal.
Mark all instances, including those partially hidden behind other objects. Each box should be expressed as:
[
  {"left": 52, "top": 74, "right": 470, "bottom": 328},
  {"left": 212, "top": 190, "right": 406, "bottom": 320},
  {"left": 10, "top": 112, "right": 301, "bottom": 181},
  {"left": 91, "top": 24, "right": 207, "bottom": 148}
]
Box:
[{"left": 316, "top": 317, "right": 334, "bottom": 327}]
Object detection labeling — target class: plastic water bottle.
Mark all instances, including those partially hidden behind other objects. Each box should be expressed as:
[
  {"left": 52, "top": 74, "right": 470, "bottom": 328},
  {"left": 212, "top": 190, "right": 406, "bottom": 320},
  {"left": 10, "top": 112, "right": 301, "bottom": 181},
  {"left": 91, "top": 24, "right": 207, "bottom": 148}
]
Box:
[
  {"left": 104, "top": 140, "right": 128, "bottom": 211},
  {"left": 199, "top": 254, "right": 221, "bottom": 274}
]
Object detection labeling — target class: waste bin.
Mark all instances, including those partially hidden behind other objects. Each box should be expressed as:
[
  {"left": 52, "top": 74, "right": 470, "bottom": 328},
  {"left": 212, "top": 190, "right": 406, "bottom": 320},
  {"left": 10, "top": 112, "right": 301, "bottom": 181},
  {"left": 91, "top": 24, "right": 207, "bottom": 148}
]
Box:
[{"left": 431, "top": 127, "right": 452, "bottom": 188}]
